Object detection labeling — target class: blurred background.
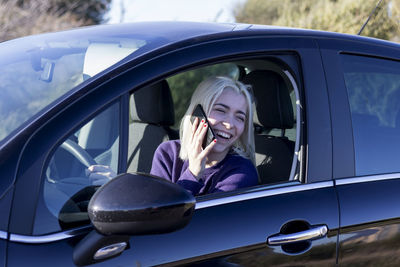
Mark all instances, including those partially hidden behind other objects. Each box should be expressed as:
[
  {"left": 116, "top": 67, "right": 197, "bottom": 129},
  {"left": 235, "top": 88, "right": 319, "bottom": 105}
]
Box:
[{"left": 0, "top": 0, "right": 399, "bottom": 42}]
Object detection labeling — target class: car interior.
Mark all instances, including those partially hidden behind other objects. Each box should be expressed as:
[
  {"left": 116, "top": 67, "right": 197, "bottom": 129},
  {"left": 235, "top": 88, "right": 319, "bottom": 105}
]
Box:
[
  {"left": 241, "top": 69, "right": 295, "bottom": 184},
  {"left": 127, "top": 80, "right": 178, "bottom": 173}
]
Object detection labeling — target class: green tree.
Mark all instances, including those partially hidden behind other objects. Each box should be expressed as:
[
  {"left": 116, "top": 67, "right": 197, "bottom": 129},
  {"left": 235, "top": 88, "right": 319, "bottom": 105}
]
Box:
[
  {"left": 0, "top": 0, "right": 111, "bottom": 42},
  {"left": 234, "top": 0, "right": 400, "bottom": 40},
  {"left": 44, "top": 0, "right": 111, "bottom": 24}
]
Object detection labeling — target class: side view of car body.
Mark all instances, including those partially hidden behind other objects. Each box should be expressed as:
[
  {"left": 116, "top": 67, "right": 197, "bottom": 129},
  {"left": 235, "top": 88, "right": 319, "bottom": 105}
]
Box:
[{"left": 0, "top": 21, "right": 400, "bottom": 266}]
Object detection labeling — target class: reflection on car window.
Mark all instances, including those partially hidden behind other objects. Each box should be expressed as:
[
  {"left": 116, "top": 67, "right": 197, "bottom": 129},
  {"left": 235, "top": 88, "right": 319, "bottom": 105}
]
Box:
[
  {"left": 0, "top": 32, "right": 144, "bottom": 143},
  {"left": 342, "top": 54, "right": 400, "bottom": 176},
  {"left": 33, "top": 103, "right": 119, "bottom": 234}
]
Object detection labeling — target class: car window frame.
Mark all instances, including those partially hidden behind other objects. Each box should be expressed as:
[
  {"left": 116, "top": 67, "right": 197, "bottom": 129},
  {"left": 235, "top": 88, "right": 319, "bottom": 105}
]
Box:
[
  {"left": 340, "top": 53, "right": 400, "bottom": 176},
  {"left": 318, "top": 37, "right": 400, "bottom": 179},
  {"left": 32, "top": 98, "right": 128, "bottom": 235}
]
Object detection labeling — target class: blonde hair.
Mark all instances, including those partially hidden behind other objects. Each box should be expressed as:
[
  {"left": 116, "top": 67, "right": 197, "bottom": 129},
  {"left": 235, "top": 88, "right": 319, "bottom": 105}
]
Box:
[{"left": 179, "top": 76, "right": 256, "bottom": 165}]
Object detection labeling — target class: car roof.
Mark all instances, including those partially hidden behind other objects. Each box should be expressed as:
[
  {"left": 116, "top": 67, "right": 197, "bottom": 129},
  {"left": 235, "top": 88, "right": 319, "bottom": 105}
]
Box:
[{"left": 248, "top": 24, "right": 400, "bottom": 49}]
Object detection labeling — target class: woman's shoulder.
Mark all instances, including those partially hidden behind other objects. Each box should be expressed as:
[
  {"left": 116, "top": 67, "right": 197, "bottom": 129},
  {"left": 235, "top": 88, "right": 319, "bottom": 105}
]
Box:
[
  {"left": 222, "top": 154, "right": 258, "bottom": 186},
  {"left": 226, "top": 154, "right": 256, "bottom": 170},
  {"left": 155, "top": 140, "right": 181, "bottom": 156},
  {"left": 157, "top": 139, "right": 180, "bottom": 150}
]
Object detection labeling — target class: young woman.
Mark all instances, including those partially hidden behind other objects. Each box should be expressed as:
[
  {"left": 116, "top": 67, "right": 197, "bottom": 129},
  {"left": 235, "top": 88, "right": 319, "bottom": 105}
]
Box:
[{"left": 150, "top": 76, "right": 258, "bottom": 195}]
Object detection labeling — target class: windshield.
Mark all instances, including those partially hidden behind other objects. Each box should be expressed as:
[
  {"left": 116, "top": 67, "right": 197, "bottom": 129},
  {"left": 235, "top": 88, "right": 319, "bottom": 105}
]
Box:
[{"left": 0, "top": 25, "right": 151, "bottom": 143}]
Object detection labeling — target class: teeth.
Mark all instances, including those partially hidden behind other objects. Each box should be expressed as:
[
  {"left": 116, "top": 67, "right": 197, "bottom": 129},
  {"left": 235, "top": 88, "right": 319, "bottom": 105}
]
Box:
[{"left": 216, "top": 131, "right": 231, "bottom": 139}]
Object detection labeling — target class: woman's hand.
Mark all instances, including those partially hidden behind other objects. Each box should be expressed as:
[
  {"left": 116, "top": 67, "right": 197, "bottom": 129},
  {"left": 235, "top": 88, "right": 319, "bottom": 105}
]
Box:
[
  {"left": 187, "top": 117, "right": 216, "bottom": 179},
  {"left": 86, "top": 165, "right": 117, "bottom": 185}
]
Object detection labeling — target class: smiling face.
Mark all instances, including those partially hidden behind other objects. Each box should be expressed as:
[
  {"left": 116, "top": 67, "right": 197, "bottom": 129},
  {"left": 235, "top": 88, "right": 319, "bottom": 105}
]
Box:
[{"left": 207, "top": 88, "right": 248, "bottom": 159}]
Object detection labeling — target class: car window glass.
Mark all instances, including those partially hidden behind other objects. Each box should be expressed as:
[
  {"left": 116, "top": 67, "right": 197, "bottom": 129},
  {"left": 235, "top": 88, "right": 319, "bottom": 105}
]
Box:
[
  {"left": 341, "top": 54, "right": 400, "bottom": 176},
  {"left": 33, "top": 102, "right": 119, "bottom": 235},
  {"left": 0, "top": 34, "right": 144, "bottom": 144}
]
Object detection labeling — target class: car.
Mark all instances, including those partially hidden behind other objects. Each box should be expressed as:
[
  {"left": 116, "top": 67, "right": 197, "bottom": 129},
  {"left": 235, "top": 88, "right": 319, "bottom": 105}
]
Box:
[{"left": 1, "top": 21, "right": 400, "bottom": 266}]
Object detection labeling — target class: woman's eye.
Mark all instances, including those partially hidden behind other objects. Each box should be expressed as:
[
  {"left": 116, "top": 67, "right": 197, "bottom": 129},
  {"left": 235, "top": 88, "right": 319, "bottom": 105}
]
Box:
[
  {"left": 236, "top": 116, "right": 245, "bottom": 122},
  {"left": 215, "top": 108, "right": 225, "bottom": 113}
]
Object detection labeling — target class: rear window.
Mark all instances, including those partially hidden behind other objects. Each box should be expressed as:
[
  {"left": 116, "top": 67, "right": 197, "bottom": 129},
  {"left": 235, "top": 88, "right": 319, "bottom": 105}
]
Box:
[{"left": 341, "top": 54, "right": 400, "bottom": 176}]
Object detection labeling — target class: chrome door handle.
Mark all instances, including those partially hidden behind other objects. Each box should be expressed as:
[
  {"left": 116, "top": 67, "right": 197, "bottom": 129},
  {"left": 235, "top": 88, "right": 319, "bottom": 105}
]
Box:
[{"left": 267, "top": 225, "right": 328, "bottom": 246}]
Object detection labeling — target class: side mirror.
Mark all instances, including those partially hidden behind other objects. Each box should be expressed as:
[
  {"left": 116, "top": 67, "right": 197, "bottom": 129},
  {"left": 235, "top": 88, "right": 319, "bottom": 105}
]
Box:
[
  {"left": 74, "top": 173, "right": 195, "bottom": 266},
  {"left": 88, "top": 172, "right": 196, "bottom": 235}
]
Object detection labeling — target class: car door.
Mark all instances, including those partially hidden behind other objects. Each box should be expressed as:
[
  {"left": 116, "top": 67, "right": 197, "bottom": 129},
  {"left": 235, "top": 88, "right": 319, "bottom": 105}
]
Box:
[
  {"left": 319, "top": 37, "right": 400, "bottom": 266},
  {"left": 0, "top": 176, "right": 11, "bottom": 267},
  {"left": 6, "top": 33, "right": 338, "bottom": 266},
  {"left": 0, "top": 238, "right": 5, "bottom": 267}
]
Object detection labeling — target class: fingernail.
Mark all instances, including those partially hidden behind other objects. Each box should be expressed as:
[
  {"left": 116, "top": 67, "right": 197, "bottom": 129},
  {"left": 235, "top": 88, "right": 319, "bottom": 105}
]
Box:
[
  {"left": 204, "top": 124, "right": 207, "bottom": 127},
  {"left": 201, "top": 119, "right": 204, "bottom": 123},
  {"left": 214, "top": 139, "right": 217, "bottom": 143}
]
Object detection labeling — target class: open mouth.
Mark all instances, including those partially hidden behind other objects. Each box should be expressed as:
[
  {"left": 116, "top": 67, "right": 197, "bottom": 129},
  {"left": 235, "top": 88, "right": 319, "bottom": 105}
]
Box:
[{"left": 215, "top": 130, "right": 232, "bottom": 140}]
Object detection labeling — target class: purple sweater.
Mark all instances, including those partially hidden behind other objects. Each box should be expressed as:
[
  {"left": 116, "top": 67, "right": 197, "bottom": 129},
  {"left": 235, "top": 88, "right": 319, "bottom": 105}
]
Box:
[{"left": 150, "top": 140, "right": 258, "bottom": 196}]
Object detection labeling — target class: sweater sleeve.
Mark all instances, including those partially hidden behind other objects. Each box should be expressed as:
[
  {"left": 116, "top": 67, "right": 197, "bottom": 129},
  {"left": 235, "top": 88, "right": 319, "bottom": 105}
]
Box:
[
  {"left": 150, "top": 143, "right": 174, "bottom": 181},
  {"left": 150, "top": 141, "right": 204, "bottom": 195},
  {"left": 175, "top": 169, "right": 204, "bottom": 196},
  {"left": 210, "top": 158, "right": 259, "bottom": 193}
]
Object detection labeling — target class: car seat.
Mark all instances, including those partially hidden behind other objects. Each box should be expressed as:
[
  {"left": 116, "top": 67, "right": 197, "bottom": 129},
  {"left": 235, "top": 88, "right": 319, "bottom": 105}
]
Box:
[
  {"left": 127, "top": 80, "right": 178, "bottom": 173},
  {"left": 241, "top": 70, "right": 295, "bottom": 184}
]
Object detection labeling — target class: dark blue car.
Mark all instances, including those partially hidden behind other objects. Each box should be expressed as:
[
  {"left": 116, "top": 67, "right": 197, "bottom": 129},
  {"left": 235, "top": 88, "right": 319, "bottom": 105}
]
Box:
[{"left": 1, "top": 21, "right": 400, "bottom": 266}]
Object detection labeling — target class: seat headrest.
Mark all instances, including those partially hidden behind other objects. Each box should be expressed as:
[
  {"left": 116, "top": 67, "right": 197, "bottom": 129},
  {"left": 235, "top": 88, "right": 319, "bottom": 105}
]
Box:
[
  {"left": 241, "top": 70, "right": 294, "bottom": 130},
  {"left": 130, "top": 80, "right": 175, "bottom": 125}
]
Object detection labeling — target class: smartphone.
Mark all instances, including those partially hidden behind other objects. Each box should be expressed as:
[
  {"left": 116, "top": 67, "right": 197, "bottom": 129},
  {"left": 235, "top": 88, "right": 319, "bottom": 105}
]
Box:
[{"left": 190, "top": 104, "right": 216, "bottom": 149}]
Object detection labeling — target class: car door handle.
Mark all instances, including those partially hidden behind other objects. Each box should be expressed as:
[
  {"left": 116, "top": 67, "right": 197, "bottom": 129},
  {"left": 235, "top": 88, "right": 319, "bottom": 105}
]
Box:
[{"left": 267, "top": 225, "right": 328, "bottom": 246}]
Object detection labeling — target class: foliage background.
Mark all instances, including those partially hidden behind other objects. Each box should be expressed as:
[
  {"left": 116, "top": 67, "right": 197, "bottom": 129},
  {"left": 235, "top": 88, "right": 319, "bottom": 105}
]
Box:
[
  {"left": 234, "top": 0, "right": 400, "bottom": 41},
  {"left": 2, "top": 0, "right": 398, "bottom": 42},
  {"left": 0, "top": 0, "right": 110, "bottom": 42}
]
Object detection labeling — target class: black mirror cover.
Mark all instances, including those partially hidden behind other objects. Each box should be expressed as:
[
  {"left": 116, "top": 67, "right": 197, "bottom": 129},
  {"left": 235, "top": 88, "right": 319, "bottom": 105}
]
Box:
[{"left": 88, "top": 173, "right": 195, "bottom": 236}]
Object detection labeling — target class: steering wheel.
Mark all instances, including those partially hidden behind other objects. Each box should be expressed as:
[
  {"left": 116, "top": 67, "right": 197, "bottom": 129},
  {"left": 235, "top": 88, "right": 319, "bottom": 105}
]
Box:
[
  {"left": 60, "top": 139, "right": 97, "bottom": 167},
  {"left": 47, "top": 139, "right": 97, "bottom": 183},
  {"left": 45, "top": 139, "right": 98, "bottom": 220}
]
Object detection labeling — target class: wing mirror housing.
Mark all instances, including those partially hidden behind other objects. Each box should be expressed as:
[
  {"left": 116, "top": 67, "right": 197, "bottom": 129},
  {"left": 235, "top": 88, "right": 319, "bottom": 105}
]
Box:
[
  {"left": 88, "top": 172, "right": 196, "bottom": 235},
  {"left": 74, "top": 173, "right": 195, "bottom": 266}
]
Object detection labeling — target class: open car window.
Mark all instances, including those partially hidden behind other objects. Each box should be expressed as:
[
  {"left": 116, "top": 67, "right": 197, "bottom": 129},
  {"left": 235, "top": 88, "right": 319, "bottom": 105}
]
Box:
[{"left": 127, "top": 57, "right": 302, "bottom": 187}]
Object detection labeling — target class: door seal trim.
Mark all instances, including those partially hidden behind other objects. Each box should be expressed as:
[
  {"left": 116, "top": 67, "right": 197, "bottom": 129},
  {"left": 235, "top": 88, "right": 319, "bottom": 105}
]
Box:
[
  {"left": 335, "top": 173, "right": 400, "bottom": 186},
  {"left": 196, "top": 181, "right": 333, "bottom": 210},
  {"left": 0, "top": 231, "right": 7, "bottom": 240},
  {"left": 9, "top": 225, "right": 91, "bottom": 244}
]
